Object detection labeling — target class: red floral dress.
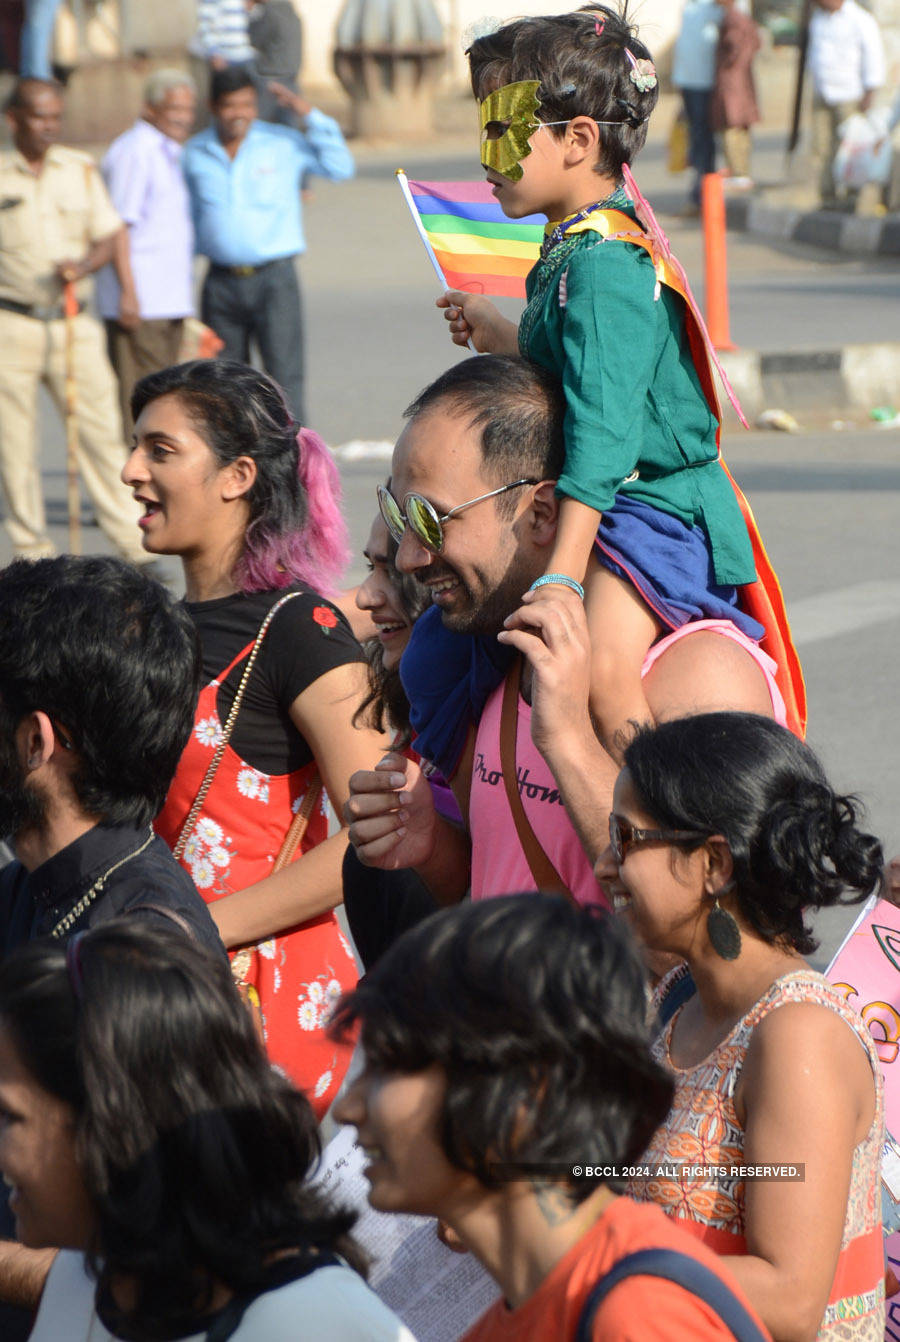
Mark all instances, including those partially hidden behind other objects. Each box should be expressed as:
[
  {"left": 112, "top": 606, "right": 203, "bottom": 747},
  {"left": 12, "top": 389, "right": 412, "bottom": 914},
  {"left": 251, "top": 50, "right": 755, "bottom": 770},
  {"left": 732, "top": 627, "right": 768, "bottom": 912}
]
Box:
[{"left": 155, "top": 600, "right": 358, "bottom": 1120}]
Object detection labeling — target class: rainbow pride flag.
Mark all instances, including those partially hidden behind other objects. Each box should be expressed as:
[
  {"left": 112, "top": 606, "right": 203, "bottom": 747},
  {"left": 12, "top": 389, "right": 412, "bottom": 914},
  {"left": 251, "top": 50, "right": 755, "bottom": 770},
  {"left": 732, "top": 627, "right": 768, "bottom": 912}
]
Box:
[{"left": 403, "top": 178, "right": 545, "bottom": 298}]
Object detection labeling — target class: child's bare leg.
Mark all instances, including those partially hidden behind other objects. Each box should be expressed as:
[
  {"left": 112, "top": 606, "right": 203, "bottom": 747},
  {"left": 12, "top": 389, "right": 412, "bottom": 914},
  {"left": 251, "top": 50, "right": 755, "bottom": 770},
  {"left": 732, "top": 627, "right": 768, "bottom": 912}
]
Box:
[{"left": 583, "top": 566, "right": 662, "bottom": 764}]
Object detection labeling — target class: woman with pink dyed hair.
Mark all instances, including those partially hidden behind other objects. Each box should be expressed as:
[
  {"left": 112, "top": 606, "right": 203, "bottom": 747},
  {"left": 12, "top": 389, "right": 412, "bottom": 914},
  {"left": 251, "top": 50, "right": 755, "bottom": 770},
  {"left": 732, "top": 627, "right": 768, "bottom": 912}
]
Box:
[{"left": 122, "top": 360, "right": 385, "bottom": 1117}]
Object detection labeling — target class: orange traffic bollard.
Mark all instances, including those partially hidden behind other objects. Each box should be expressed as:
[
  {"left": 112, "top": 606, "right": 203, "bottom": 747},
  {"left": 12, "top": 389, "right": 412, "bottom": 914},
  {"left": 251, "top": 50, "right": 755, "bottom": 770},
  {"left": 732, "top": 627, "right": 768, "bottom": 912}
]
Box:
[{"left": 701, "top": 173, "right": 735, "bottom": 352}]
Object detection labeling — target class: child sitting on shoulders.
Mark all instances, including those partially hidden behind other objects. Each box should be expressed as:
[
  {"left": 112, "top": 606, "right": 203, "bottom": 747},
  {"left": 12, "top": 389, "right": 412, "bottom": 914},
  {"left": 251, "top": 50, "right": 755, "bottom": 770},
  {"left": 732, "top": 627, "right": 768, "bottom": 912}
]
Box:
[{"left": 396, "top": 6, "right": 779, "bottom": 768}]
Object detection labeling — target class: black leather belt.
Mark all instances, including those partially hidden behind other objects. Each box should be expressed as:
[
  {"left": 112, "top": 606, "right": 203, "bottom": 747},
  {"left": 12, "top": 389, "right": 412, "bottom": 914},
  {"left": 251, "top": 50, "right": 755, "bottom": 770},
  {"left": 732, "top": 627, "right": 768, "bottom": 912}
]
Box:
[
  {"left": 208, "top": 257, "right": 291, "bottom": 277},
  {"left": 0, "top": 296, "right": 80, "bottom": 320}
]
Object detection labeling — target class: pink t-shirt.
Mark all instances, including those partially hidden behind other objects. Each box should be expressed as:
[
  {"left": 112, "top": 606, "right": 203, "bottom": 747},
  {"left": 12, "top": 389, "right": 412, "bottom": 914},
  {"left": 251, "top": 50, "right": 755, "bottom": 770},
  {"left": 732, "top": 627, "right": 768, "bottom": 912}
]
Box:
[
  {"left": 470, "top": 682, "right": 605, "bottom": 908},
  {"left": 469, "top": 620, "right": 787, "bottom": 906}
]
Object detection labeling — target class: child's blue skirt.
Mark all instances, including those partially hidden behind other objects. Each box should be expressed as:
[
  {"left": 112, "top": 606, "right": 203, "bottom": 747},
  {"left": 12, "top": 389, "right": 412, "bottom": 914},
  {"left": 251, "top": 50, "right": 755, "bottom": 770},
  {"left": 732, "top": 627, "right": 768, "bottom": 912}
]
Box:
[{"left": 400, "top": 495, "right": 764, "bottom": 779}]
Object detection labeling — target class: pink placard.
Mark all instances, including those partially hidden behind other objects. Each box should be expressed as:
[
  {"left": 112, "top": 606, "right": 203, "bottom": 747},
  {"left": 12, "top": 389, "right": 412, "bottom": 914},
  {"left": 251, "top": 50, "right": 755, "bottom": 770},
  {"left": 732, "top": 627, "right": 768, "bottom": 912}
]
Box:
[
  {"left": 827, "top": 900, "right": 900, "bottom": 1116},
  {"left": 827, "top": 898, "right": 900, "bottom": 1338}
]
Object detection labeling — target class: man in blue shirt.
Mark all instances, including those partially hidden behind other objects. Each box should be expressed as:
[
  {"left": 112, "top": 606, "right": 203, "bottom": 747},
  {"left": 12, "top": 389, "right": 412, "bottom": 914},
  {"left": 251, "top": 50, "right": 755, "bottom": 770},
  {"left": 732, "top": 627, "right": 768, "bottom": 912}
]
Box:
[{"left": 182, "top": 66, "right": 353, "bottom": 421}]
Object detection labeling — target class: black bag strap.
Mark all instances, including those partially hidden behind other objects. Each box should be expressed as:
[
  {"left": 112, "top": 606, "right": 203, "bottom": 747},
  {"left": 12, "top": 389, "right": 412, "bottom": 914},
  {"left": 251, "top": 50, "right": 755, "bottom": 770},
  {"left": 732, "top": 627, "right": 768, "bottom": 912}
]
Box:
[
  {"left": 575, "top": 1248, "right": 768, "bottom": 1342},
  {"left": 204, "top": 1250, "right": 342, "bottom": 1342}
]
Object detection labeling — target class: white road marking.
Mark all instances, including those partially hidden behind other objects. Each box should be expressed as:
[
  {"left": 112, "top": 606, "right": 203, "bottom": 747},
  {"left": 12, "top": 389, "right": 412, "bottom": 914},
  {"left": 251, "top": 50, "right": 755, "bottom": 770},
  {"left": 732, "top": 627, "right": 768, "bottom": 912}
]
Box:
[
  {"left": 788, "top": 580, "right": 900, "bottom": 647},
  {"left": 333, "top": 439, "right": 394, "bottom": 461}
]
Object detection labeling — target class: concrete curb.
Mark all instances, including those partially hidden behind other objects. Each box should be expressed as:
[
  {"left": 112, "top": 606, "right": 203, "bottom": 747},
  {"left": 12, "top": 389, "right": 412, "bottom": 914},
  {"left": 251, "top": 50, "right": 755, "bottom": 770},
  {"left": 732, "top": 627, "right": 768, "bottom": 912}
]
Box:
[
  {"left": 720, "top": 342, "right": 900, "bottom": 419},
  {"left": 726, "top": 195, "right": 900, "bottom": 257}
]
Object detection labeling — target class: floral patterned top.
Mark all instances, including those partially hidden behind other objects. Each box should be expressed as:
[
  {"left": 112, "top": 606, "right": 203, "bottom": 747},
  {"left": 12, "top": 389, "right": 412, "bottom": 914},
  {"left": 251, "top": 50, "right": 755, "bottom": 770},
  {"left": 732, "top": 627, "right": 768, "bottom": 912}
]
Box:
[
  {"left": 632, "top": 966, "right": 885, "bottom": 1341},
  {"left": 156, "top": 587, "right": 363, "bottom": 1119}
]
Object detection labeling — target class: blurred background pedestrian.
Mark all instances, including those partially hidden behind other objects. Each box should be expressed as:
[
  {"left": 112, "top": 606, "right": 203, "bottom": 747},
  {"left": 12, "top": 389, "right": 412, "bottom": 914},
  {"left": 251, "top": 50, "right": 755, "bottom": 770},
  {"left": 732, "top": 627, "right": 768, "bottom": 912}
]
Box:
[
  {"left": 182, "top": 65, "right": 353, "bottom": 424},
  {"left": 712, "top": 0, "right": 761, "bottom": 190},
  {"left": 0, "top": 78, "right": 148, "bottom": 563},
  {"left": 18, "top": 0, "right": 61, "bottom": 79},
  {"left": 247, "top": 0, "right": 304, "bottom": 127},
  {"left": 672, "top": 0, "right": 723, "bottom": 213},
  {"left": 808, "top": 0, "right": 885, "bottom": 208},
  {"left": 97, "top": 70, "right": 197, "bottom": 438}
]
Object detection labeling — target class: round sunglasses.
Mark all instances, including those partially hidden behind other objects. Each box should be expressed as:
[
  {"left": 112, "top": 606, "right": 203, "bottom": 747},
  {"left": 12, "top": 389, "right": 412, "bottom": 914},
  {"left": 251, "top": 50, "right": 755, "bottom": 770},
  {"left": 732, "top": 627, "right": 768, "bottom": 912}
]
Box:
[
  {"left": 608, "top": 813, "right": 708, "bottom": 863},
  {"left": 377, "top": 479, "right": 539, "bottom": 555}
]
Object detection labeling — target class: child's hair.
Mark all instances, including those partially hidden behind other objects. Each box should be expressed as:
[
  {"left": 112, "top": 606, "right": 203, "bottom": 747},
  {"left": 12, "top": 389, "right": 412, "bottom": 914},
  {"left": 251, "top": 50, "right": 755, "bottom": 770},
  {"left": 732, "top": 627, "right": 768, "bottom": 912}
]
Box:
[
  {"left": 467, "top": 6, "right": 658, "bottom": 180},
  {"left": 623, "top": 712, "right": 884, "bottom": 956},
  {"left": 331, "top": 895, "right": 673, "bottom": 1204}
]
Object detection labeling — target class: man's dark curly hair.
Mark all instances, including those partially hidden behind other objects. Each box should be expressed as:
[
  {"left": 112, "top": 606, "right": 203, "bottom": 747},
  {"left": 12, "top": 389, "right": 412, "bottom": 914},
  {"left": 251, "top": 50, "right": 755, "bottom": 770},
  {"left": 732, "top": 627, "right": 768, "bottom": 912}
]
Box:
[
  {"left": 0, "top": 555, "right": 200, "bottom": 826},
  {"left": 332, "top": 894, "right": 673, "bottom": 1203}
]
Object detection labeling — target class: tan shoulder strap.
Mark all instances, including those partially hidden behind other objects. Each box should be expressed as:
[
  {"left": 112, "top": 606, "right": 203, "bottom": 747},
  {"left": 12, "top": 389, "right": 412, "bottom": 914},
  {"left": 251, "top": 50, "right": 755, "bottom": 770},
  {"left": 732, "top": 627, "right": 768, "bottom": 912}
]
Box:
[
  {"left": 499, "top": 658, "right": 576, "bottom": 904},
  {"left": 272, "top": 773, "right": 323, "bottom": 871}
]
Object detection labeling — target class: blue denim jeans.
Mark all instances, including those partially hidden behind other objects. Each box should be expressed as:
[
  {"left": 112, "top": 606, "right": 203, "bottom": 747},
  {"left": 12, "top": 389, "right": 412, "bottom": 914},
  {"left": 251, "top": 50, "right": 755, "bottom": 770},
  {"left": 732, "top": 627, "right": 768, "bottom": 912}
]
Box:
[
  {"left": 20, "top": 0, "right": 62, "bottom": 78},
  {"left": 201, "top": 255, "right": 305, "bottom": 423},
  {"left": 681, "top": 88, "right": 716, "bottom": 204}
]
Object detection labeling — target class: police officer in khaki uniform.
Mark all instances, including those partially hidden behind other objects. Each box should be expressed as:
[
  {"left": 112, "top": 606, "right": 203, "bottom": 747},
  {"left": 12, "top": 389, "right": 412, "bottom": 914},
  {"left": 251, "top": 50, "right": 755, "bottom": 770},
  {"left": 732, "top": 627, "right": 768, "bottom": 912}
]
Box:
[{"left": 0, "top": 78, "right": 147, "bottom": 561}]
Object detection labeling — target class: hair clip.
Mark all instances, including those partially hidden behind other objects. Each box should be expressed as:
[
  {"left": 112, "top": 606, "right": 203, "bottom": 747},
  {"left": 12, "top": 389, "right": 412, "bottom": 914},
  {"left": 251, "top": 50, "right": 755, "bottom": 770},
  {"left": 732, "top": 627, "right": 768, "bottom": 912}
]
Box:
[
  {"left": 558, "top": 81, "right": 577, "bottom": 98},
  {"left": 624, "top": 48, "right": 657, "bottom": 93},
  {"left": 595, "top": 18, "right": 606, "bottom": 36}
]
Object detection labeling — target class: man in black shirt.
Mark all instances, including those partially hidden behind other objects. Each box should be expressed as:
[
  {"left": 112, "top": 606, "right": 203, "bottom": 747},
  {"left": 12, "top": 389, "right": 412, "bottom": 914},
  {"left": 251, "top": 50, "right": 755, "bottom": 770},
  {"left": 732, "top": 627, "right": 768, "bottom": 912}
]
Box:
[{"left": 0, "top": 555, "right": 223, "bottom": 1337}]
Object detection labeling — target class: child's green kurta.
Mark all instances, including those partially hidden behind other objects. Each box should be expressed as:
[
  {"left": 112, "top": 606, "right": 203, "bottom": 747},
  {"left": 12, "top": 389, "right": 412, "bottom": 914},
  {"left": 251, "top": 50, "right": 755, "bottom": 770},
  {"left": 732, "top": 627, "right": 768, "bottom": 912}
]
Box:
[{"left": 518, "top": 220, "right": 755, "bottom": 587}]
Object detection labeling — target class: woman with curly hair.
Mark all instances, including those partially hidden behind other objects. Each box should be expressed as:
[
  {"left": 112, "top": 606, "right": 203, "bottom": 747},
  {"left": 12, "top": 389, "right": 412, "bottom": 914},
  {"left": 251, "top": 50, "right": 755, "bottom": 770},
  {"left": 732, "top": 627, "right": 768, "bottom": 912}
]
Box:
[{"left": 595, "top": 712, "right": 885, "bottom": 1341}]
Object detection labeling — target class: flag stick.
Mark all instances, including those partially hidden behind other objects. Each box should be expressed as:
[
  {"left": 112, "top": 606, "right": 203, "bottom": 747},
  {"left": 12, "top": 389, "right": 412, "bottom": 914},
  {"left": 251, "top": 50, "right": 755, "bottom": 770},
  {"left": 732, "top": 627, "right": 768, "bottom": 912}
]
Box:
[{"left": 396, "top": 170, "right": 476, "bottom": 352}]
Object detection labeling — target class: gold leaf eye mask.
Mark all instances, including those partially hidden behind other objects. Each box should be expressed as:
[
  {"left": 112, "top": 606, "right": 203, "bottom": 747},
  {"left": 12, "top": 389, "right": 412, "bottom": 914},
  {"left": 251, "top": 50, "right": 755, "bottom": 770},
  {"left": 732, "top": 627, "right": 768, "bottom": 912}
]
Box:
[{"left": 479, "top": 80, "right": 541, "bottom": 182}]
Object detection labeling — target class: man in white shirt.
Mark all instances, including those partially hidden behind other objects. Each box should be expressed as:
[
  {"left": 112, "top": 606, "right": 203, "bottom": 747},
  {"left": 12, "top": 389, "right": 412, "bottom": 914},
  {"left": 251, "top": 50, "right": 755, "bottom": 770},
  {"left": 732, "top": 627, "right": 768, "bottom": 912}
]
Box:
[
  {"left": 808, "top": 0, "right": 885, "bottom": 206},
  {"left": 97, "top": 70, "right": 197, "bottom": 435}
]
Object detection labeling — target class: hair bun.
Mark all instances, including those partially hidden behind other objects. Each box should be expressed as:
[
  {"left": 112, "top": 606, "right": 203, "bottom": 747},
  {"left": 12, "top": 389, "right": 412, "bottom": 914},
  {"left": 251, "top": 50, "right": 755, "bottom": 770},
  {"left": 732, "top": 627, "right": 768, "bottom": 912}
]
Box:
[{"left": 757, "top": 782, "right": 882, "bottom": 911}]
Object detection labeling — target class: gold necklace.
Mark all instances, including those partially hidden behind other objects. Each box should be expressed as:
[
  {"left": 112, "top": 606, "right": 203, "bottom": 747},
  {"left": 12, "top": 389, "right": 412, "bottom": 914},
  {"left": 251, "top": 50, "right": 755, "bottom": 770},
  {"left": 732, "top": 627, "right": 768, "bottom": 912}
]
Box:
[{"left": 50, "top": 829, "right": 155, "bottom": 938}]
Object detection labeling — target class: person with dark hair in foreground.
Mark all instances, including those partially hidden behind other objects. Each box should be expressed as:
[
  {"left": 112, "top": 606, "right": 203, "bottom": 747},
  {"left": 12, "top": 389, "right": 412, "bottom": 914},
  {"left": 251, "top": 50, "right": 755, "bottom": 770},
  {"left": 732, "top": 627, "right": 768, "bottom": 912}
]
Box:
[
  {"left": 0, "top": 555, "right": 222, "bottom": 1338},
  {"left": 125, "top": 359, "right": 386, "bottom": 1118},
  {"left": 594, "top": 712, "right": 885, "bottom": 1341},
  {"left": 333, "top": 896, "right": 770, "bottom": 1341},
  {"left": 0, "top": 921, "right": 413, "bottom": 1341}
]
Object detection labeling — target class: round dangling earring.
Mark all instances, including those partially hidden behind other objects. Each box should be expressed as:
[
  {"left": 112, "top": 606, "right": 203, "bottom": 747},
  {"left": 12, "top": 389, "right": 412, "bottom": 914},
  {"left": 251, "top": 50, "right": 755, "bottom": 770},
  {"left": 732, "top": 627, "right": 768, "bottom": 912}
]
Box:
[{"left": 706, "top": 889, "right": 741, "bottom": 961}]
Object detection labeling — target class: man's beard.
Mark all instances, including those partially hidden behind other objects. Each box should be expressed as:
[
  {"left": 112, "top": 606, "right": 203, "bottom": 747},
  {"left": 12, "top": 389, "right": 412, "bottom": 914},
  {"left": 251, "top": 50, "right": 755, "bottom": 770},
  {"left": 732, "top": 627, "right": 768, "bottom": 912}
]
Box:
[
  {"left": 438, "top": 551, "right": 536, "bottom": 638},
  {"left": 0, "top": 731, "right": 46, "bottom": 845}
]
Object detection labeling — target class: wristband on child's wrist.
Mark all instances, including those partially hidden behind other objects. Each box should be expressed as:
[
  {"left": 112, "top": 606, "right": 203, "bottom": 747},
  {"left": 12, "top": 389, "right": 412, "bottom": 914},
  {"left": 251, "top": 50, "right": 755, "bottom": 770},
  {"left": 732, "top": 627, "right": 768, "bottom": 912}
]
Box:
[{"left": 529, "top": 574, "right": 585, "bottom": 600}]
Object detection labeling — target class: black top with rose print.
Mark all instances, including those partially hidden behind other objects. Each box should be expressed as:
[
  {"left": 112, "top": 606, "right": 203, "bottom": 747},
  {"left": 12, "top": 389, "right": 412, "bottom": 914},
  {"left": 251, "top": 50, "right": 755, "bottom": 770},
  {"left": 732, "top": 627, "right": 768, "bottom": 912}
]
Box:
[{"left": 184, "top": 585, "right": 365, "bottom": 777}]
